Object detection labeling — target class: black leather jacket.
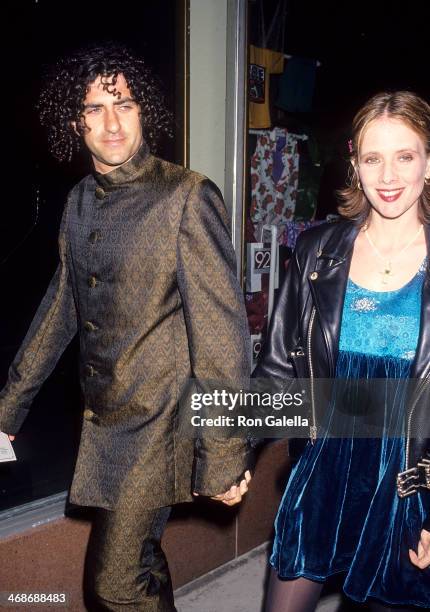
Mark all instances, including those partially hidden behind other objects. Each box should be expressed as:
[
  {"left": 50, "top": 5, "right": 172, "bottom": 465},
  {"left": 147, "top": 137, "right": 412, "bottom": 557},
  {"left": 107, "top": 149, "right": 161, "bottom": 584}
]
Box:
[{"left": 254, "top": 219, "right": 430, "bottom": 499}]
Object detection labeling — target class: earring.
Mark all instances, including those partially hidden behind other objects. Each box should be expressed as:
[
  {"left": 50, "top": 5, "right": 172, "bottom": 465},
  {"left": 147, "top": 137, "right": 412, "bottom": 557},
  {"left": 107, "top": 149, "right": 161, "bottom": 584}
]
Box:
[{"left": 357, "top": 179, "right": 362, "bottom": 191}]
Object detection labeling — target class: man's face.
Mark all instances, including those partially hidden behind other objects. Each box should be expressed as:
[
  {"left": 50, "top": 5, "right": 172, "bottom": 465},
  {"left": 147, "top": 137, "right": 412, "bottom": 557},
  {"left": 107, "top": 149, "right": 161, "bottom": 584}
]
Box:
[{"left": 75, "top": 73, "right": 143, "bottom": 174}]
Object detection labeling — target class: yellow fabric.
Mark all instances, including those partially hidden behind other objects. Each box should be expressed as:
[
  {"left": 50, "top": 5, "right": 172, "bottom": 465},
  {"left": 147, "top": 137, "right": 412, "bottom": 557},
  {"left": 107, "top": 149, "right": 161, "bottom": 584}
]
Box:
[{"left": 249, "top": 45, "right": 284, "bottom": 129}]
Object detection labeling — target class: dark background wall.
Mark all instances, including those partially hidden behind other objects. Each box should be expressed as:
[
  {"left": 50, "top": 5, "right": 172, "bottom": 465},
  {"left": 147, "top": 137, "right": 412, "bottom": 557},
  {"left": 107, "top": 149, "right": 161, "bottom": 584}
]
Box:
[{"left": 250, "top": 0, "right": 429, "bottom": 114}]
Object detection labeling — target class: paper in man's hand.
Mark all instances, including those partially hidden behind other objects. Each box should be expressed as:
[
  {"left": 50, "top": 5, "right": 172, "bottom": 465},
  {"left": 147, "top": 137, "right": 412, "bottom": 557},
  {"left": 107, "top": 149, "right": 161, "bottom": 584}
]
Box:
[{"left": 0, "top": 432, "right": 17, "bottom": 462}]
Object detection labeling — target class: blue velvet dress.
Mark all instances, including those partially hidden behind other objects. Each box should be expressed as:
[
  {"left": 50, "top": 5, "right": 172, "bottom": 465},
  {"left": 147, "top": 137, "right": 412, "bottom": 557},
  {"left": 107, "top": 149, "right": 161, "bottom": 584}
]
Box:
[{"left": 271, "top": 262, "right": 430, "bottom": 607}]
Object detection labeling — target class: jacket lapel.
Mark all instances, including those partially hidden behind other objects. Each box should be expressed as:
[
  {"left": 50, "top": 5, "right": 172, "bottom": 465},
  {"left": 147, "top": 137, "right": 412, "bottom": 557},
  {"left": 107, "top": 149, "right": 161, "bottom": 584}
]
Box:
[
  {"left": 410, "top": 224, "right": 430, "bottom": 379},
  {"left": 308, "top": 221, "right": 360, "bottom": 376}
]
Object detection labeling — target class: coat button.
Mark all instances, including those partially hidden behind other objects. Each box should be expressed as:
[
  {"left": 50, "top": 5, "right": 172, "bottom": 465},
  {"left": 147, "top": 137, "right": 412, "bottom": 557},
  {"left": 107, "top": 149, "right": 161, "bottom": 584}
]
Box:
[
  {"left": 89, "top": 230, "right": 100, "bottom": 243},
  {"left": 84, "top": 321, "right": 97, "bottom": 332},
  {"left": 85, "top": 364, "right": 96, "bottom": 377},
  {"left": 88, "top": 275, "right": 98, "bottom": 288},
  {"left": 95, "top": 187, "right": 106, "bottom": 200},
  {"left": 83, "top": 408, "right": 95, "bottom": 420},
  {"left": 310, "top": 272, "right": 319, "bottom": 280}
]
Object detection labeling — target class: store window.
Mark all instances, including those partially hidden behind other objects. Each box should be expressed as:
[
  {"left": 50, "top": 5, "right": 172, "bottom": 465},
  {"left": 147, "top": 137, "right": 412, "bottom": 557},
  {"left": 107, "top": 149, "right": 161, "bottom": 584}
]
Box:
[{"left": 244, "top": 0, "right": 430, "bottom": 374}]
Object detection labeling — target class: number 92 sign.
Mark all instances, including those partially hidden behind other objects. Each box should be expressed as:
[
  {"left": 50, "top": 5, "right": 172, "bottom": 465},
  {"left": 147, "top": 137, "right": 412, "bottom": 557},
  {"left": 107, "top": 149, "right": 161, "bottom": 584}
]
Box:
[{"left": 246, "top": 243, "right": 279, "bottom": 293}]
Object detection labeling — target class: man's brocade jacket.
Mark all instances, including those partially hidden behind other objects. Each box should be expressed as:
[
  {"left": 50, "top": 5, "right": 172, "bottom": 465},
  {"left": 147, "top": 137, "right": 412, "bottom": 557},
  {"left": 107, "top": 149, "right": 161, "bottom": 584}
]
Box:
[{"left": 0, "top": 144, "right": 251, "bottom": 510}]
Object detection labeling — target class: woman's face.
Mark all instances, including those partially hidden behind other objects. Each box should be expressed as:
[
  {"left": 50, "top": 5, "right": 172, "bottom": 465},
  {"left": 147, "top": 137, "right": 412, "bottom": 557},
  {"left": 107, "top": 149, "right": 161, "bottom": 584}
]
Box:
[{"left": 357, "top": 116, "right": 430, "bottom": 220}]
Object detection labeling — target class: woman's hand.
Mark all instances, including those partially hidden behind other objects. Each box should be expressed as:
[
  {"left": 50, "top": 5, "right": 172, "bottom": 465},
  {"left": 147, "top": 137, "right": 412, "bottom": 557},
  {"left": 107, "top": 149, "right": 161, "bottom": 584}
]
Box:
[
  {"left": 211, "top": 470, "right": 252, "bottom": 506},
  {"left": 193, "top": 470, "right": 252, "bottom": 506},
  {"left": 409, "top": 529, "right": 430, "bottom": 569}
]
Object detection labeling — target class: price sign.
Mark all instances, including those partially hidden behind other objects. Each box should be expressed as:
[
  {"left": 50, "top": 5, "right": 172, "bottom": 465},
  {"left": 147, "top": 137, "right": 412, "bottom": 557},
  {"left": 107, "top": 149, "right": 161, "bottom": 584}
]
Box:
[
  {"left": 251, "top": 334, "right": 263, "bottom": 372},
  {"left": 253, "top": 247, "right": 271, "bottom": 273},
  {"left": 246, "top": 243, "right": 279, "bottom": 293}
]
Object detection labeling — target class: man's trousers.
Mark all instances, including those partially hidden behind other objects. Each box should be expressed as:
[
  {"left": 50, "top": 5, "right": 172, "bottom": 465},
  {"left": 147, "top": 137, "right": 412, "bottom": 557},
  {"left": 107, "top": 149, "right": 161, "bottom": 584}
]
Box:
[{"left": 84, "top": 503, "right": 175, "bottom": 611}]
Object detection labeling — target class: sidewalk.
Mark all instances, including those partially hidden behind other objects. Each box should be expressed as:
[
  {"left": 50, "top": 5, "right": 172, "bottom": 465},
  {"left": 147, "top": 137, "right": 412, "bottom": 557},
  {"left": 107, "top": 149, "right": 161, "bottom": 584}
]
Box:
[{"left": 175, "top": 543, "right": 367, "bottom": 612}]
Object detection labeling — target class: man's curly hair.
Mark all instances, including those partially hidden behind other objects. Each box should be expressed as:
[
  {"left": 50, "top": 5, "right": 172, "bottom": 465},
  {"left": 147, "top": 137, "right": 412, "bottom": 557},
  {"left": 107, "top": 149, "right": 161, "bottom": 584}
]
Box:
[{"left": 38, "top": 43, "right": 173, "bottom": 162}]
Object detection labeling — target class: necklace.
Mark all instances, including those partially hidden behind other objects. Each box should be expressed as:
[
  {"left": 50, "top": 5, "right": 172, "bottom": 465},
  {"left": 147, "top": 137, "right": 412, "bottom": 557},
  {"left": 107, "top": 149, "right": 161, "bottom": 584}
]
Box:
[{"left": 364, "top": 224, "right": 423, "bottom": 284}]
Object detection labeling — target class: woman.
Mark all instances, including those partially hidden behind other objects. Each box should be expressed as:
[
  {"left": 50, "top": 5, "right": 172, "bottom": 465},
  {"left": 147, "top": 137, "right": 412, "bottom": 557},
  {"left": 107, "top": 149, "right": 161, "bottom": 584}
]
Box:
[{"left": 255, "top": 91, "right": 430, "bottom": 611}]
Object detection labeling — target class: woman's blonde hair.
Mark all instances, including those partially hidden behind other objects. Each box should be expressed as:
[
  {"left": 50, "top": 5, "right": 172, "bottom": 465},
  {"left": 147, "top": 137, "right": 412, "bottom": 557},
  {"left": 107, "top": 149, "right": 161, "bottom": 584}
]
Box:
[{"left": 337, "top": 91, "right": 430, "bottom": 224}]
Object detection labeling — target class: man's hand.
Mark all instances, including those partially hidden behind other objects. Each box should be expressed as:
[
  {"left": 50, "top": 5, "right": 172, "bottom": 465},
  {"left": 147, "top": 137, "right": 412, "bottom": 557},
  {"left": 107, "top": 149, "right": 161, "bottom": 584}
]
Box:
[
  {"left": 193, "top": 470, "right": 252, "bottom": 506},
  {"left": 409, "top": 529, "right": 430, "bottom": 569},
  {"left": 0, "top": 431, "right": 14, "bottom": 442}
]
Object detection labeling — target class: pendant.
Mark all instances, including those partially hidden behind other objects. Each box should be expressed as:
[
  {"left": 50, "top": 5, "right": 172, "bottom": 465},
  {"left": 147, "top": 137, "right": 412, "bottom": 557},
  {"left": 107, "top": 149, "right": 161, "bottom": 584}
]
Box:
[{"left": 380, "top": 260, "right": 392, "bottom": 285}]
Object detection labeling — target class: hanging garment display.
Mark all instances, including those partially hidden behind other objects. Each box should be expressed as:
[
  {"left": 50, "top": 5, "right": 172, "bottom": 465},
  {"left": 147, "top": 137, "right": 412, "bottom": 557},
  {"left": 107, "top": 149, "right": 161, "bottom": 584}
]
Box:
[
  {"left": 276, "top": 56, "right": 318, "bottom": 113},
  {"left": 279, "top": 219, "right": 325, "bottom": 250},
  {"left": 249, "top": 45, "right": 284, "bottom": 129},
  {"left": 255, "top": 0, "right": 288, "bottom": 53},
  {"left": 250, "top": 128, "right": 300, "bottom": 228},
  {"left": 294, "top": 137, "right": 321, "bottom": 220}
]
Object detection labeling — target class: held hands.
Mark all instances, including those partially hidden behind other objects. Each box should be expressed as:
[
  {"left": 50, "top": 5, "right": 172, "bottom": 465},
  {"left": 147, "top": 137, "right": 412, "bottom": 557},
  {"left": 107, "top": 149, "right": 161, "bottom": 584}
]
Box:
[
  {"left": 409, "top": 529, "right": 430, "bottom": 569},
  {"left": 193, "top": 470, "right": 252, "bottom": 506}
]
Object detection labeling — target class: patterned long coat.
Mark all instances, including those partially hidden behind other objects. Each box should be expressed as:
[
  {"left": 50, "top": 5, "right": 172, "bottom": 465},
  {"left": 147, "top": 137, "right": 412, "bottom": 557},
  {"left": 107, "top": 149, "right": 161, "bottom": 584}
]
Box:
[{"left": 0, "top": 144, "right": 251, "bottom": 510}]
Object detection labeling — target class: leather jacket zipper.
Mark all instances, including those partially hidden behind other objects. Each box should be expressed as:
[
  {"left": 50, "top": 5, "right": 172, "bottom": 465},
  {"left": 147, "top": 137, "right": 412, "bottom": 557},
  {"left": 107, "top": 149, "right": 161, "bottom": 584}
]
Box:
[
  {"left": 405, "top": 372, "right": 430, "bottom": 470},
  {"left": 307, "top": 307, "right": 317, "bottom": 444}
]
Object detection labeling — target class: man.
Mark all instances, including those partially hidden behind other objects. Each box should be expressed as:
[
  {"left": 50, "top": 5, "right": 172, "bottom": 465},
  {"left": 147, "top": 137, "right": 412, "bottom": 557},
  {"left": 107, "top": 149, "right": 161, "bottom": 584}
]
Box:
[{"left": 0, "top": 44, "right": 251, "bottom": 611}]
